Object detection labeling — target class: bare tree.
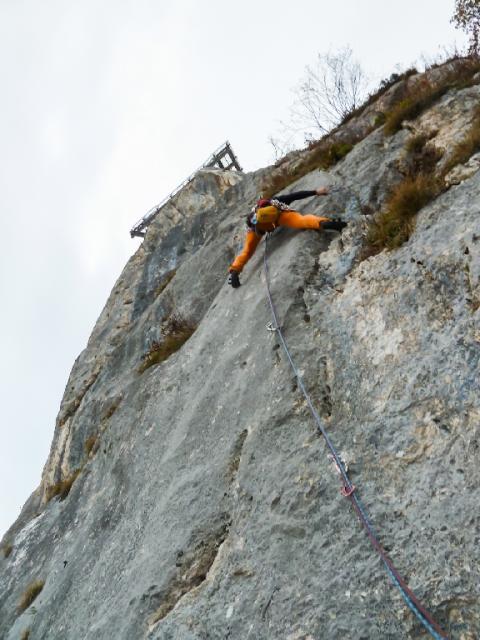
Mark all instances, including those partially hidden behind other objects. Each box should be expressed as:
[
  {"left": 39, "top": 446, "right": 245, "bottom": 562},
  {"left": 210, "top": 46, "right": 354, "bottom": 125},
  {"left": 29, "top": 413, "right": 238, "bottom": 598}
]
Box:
[
  {"left": 451, "top": 0, "right": 480, "bottom": 56},
  {"left": 269, "top": 47, "right": 369, "bottom": 159},
  {"left": 296, "top": 47, "right": 369, "bottom": 133}
]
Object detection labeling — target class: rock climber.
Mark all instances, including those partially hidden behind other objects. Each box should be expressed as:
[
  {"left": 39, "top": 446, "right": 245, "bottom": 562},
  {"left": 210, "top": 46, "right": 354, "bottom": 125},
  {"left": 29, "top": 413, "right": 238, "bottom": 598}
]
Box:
[{"left": 228, "top": 188, "right": 347, "bottom": 288}]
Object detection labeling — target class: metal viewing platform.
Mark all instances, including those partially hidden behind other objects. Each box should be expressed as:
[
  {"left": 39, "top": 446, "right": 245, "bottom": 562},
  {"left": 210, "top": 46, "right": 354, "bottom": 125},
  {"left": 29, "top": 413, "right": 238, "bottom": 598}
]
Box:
[{"left": 130, "top": 141, "right": 243, "bottom": 238}]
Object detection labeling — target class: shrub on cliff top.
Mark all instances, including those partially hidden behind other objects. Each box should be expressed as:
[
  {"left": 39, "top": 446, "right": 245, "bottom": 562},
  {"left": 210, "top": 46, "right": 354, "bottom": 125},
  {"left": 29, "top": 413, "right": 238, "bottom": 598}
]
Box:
[
  {"left": 364, "top": 104, "right": 480, "bottom": 256},
  {"left": 384, "top": 84, "right": 448, "bottom": 136},
  {"left": 383, "top": 58, "right": 480, "bottom": 135},
  {"left": 340, "top": 67, "right": 418, "bottom": 127}
]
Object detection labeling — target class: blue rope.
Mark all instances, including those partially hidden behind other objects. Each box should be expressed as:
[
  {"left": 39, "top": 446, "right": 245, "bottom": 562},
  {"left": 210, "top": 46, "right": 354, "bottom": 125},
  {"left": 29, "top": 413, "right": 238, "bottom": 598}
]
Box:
[
  {"left": 351, "top": 493, "right": 446, "bottom": 640},
  {"left": 263, "top": 234, "right": 448, "bottom": 640}
]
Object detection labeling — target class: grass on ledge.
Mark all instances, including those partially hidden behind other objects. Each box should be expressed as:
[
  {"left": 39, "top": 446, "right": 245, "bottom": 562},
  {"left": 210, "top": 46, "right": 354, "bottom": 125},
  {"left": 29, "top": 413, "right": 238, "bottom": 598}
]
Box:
[
  {"left": 406, "top": 135, "right": 444, "bottom": 175},
  {"left": 261, "top": 139, "right": 354, "bottom": 199},
  {"left": 365, "top": 173, "right": 441, "bottom": 252},
  {"left": 263, "top": 57, "right": 480, "bottom": 199},
  {"left": 138, "top": 313, "right": 197, "bottom": 374},
  {"left": 84, "top": 435, "right": 99, "bottom": 457},
  {"left": 363, "top": 99, "right": 480, "bottom": 256},
  {"left": 17, "top": 580, "right": 44, "bottom": 614},
  {"left": 261, "top": 69, "right": 420, "bottom": 197},
  {"left": 102, "top": 397, "right": 122, "bottom": 421},
  {"left": 442, "top": 105, "right": 480, "bottom": 176},
  {"left": 154, "top": 269, "right": 176, "bottom": 298},
  {"left": 383, "top": 58, "right": 480, "bottom": 136},
  {"left": 405, "top": 132, "right": 432, "bottom": 155},
  {"left": 384, "top": 86, "right": 448, "bottom": 136},
  {"left": 339, "top": 67, "right": 418, "bottom": 127},
  {"left": 45, "top": 469, "right": 82, "bottom": 502}
]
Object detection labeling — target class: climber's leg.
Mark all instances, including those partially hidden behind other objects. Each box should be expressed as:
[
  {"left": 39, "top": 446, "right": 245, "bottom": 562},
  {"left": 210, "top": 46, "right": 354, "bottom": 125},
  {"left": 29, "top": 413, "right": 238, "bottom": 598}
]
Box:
[{"left": 278, "top": 210, "right": 330, "bottom": 230}]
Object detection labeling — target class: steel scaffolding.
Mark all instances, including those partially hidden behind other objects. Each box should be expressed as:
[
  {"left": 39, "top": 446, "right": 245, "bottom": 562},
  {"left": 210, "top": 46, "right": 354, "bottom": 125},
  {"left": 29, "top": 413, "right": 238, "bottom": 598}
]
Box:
[{"left": 130, "top": 141, "right": 242, "bottom": 238}]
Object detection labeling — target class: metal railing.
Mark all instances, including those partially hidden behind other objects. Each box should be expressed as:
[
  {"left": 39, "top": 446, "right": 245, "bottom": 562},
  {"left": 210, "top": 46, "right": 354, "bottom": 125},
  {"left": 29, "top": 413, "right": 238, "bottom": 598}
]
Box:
[{"left": 130, "top": 141, "right": 242, "bottom": 238}]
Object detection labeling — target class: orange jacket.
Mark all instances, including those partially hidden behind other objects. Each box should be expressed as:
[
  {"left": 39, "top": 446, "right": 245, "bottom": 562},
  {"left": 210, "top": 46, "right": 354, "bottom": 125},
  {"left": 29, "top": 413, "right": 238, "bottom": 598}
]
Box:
[{"left": 229, "top": 209, "right": 330, "bottom": 273}]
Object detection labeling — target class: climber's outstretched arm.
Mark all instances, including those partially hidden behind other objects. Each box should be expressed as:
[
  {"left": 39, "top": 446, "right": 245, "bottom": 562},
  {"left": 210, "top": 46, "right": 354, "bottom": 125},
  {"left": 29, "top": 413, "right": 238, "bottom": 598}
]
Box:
[
  {"left": 229, "top": 230, "right": 262, "bottom": 285},
  {"left": 275, "top": 187, "right": 328, "bottom": 206}
]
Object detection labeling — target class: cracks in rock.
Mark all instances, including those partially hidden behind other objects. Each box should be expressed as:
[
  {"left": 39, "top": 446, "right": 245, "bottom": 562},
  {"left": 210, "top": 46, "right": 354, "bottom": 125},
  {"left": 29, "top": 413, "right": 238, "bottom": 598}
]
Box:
[
  {"left": 294, "top": 285, "right": 312, "bottom": 324},
  {"left": 366, "top": 183, "right": 380, "bottom": 214},
  {"left": 86, "top": 394, "right": 123, "bottom": 461},
  {"left": 272, "top": 342, "right": 282, "bottom": 366},
  {"left": 41, "top": 392, "right": 123, "bottom": 508},
  {"left": 293, "top": 280, "right": 333, "bottom": 412},
  {"left": 317, "top": 355, "right": 333, "bottom": 418},
  {"left": 227, "top": 429, "right": 248, "bottom": 482},
  {"left": 304, "top": 247, "right": 351, "bottom": 297},
  {"left": 261, "top": 585, "right": 280, "bottom": 620},
  {"left": 58, "top": 371, "right": 100, "bottom": 427},
  {"left": 144, "top": 429, "right": 250, "bottom": 632},
  {"left": 462, "top": 247, "right": 480, "bottom": 312},
  {"left": 304, "top": 257, "right": 322, "bottom": 290},
  {"left": 411, "top": 258, "right": 465, "bottom": 324},
  {"left": 146, "top": 517, "right": 231, "bottom": 629},
  {"left": 40, "top": 372, "right": 102, "bottom": 501},
  {"left": 283, "top": 281, "right": 334, "bottom": 419}
]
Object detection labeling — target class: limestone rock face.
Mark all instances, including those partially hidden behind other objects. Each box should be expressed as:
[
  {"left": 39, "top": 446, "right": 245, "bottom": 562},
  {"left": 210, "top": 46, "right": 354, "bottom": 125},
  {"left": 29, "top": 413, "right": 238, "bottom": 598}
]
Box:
[{"left": 1, "top": 65, "right": 480, "bottom": 640}]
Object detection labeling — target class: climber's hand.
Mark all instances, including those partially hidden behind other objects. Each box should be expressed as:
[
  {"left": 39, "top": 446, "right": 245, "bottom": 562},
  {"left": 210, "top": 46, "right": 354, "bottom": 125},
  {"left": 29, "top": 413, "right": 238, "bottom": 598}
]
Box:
[
  {"left": 322, "top": 219, "right": 347, "bottom": 232},
  {"left": 316, "top": 187, "right": 329, "bottom": 196},
  {"left": 228, "top": 271, "right": 241, "bottom": 288}
]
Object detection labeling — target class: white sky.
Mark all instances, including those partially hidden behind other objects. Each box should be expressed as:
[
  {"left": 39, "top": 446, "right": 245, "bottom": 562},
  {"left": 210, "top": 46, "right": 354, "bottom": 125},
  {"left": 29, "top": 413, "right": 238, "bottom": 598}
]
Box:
[{"left": 0, "top": 0, "right": 468, "bottom": 538}]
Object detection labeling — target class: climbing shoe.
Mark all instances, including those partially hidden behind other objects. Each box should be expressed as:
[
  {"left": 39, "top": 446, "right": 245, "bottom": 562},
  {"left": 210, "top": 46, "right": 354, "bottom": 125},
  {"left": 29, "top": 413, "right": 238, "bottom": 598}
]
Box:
[
  {"left": 228, "top": 271, "right": 241, "bottom": 288},
  {"left": 322, "top": 219, "right": 347, "bottom": 232}
]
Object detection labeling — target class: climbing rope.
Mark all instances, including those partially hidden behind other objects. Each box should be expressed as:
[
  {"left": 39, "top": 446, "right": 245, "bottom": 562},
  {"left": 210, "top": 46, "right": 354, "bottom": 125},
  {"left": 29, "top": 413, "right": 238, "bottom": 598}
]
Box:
[{"left": 263, "top": 234, "right": 449, "bottom": 640}]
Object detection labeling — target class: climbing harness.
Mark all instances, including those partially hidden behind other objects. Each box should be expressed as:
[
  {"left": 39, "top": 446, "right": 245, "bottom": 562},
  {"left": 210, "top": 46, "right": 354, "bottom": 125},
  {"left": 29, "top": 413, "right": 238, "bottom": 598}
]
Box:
[{"left": 263, "top": 234, "right": 449, "bottom": 640}]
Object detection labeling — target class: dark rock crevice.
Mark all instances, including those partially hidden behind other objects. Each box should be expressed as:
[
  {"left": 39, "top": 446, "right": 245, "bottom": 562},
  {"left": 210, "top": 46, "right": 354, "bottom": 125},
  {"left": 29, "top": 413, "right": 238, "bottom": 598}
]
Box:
[
  {"left": 146, "top": 517, "right": 231, "bottom": 629},
  {"left": 227, "top": 429, "right": 248, "bottom": 483},
  {"left": 58, "top": 370, "right": 100, "bottom": 427}
]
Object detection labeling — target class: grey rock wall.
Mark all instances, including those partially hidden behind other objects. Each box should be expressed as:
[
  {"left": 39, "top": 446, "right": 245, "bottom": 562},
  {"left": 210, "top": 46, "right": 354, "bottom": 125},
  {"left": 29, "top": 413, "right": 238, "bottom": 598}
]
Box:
[{"left": 1, "top": 65, "right": 479, "bottom": 640}]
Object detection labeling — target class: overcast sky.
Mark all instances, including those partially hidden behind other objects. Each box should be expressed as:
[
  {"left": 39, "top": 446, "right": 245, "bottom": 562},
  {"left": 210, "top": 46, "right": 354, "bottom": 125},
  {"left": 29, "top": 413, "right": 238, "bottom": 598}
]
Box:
[{"left": 0, "top": 0, "right": 468, "bottom": 539}]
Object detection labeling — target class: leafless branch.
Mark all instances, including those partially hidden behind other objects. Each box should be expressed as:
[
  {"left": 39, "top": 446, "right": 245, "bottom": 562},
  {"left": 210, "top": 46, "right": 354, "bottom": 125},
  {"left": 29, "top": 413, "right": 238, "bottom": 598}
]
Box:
[{"left": 268, "top": 47, "right": 370, "bottom": 160}]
